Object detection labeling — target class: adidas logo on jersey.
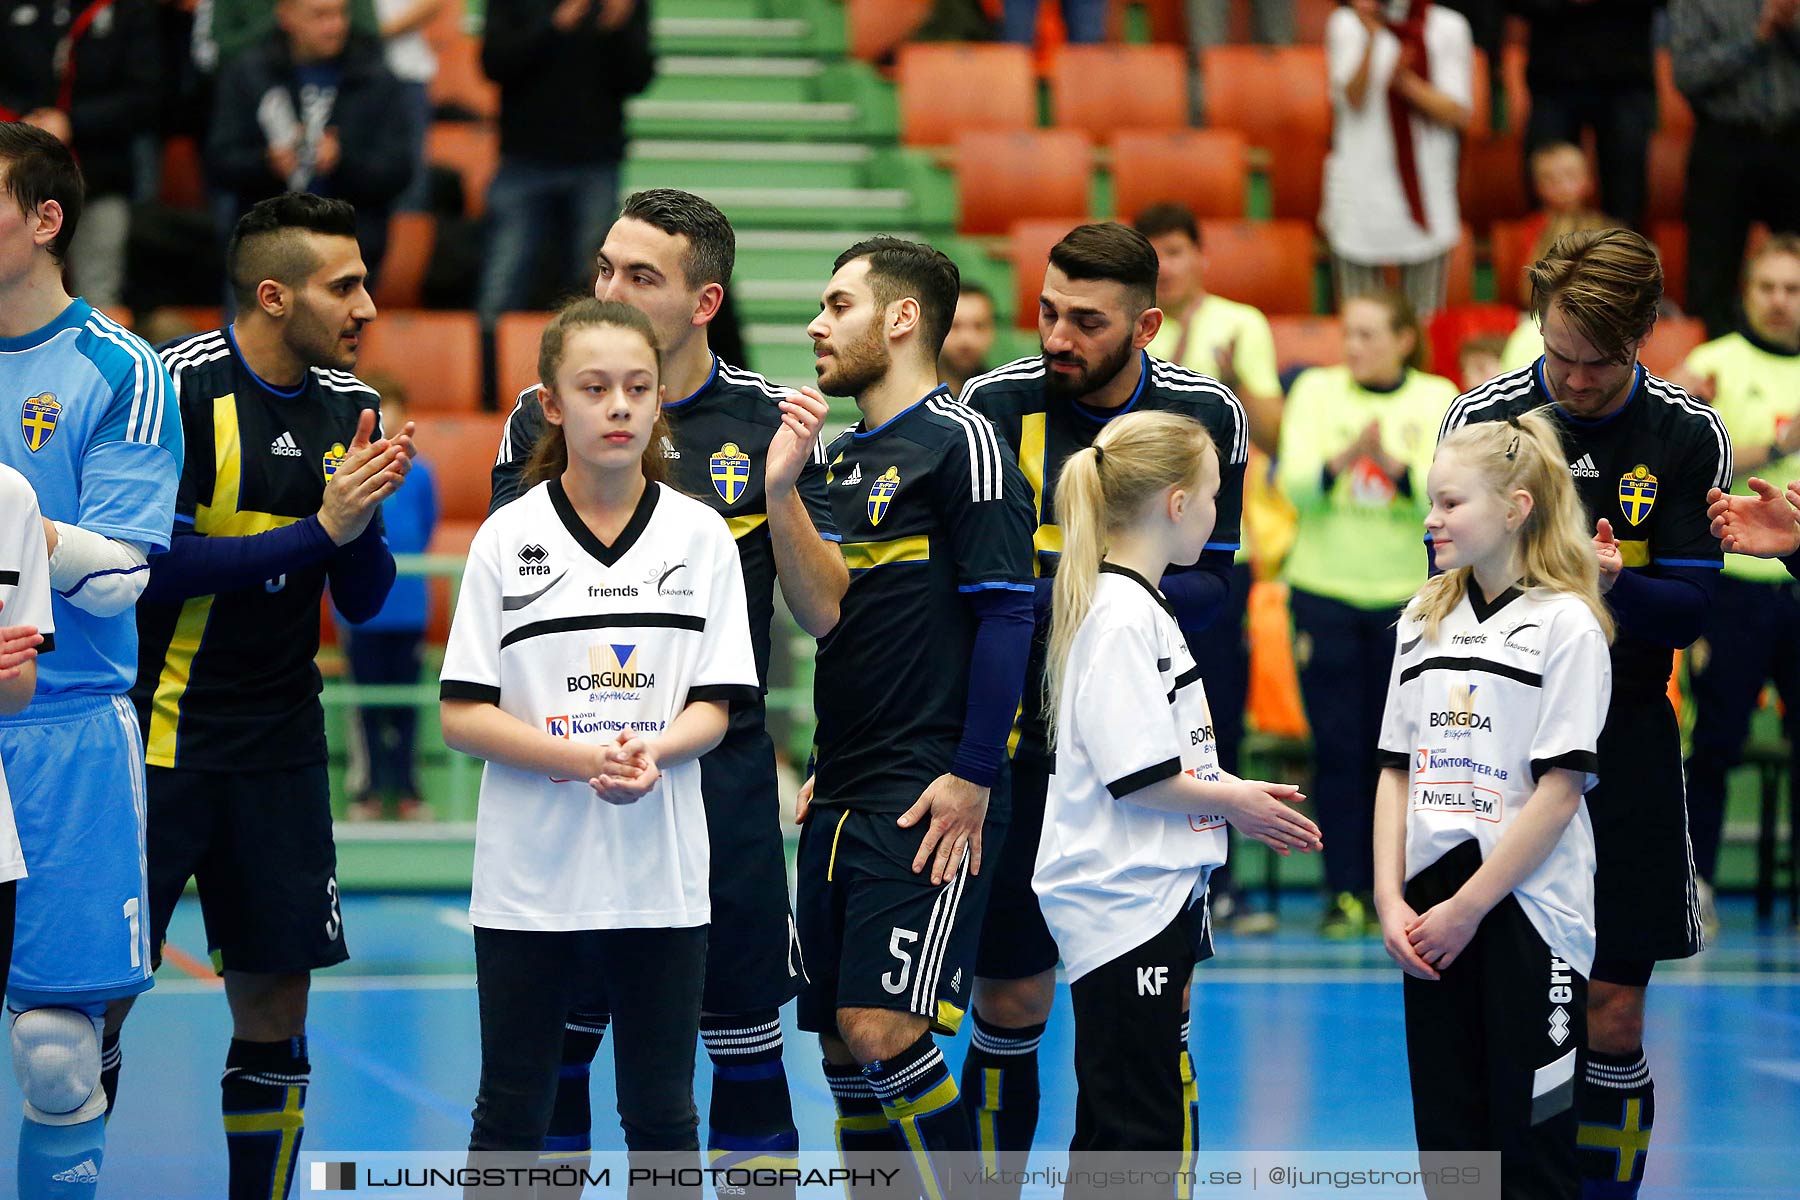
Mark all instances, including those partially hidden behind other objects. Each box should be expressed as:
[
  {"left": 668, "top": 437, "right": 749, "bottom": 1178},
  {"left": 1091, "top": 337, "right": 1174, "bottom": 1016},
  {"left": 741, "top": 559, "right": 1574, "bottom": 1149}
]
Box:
[
  {"left": 840, "top": 464, "right": 862, "bottom": 486},
  {"left": 1569, "top": 454, "right": 1599, "bottom": 479},
  {"left": 51, "top": 1158, "right": 99, "bottom": 1184},
  {"left": 661, "top": 436, "right": 681, "bottom": 460},
  {"left": 270, "top": 431, "right": 303, "bottom": 458}
]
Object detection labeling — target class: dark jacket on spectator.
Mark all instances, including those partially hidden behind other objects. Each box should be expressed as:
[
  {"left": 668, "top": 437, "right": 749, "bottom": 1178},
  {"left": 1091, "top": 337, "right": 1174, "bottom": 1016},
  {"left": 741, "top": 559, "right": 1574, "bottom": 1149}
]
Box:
[
  {"left": 0, "top": 0, "right": 161, "bottom": 198},
  {"left": 482, "top": 0, "right": 655, "bottom": 165},
  {"left": 207, "top": 32, "right": 412, "bottom": 211},
  {"left": 1508, "top": 0, "right": 1658, "bottom": 91}
]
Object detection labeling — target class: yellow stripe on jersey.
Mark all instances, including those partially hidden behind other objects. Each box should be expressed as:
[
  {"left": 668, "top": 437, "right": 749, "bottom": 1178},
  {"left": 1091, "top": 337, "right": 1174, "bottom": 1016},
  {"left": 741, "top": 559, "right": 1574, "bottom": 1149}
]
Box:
[
  {"left": 840, "top": 534, "right": 930, "bottom": 572},
  {"left": 726, "top": 512, "right": 769, "bottom": 540},
  {"left": 1018, "top": 412, "right": 1048, "bottom": 562},
  {"left": 1618, "top": 540, "right": 1650, "bottom": 568},
  {"left": 148, "top": 394, "right": 300, "bottom": 767},
  {"left": 1034, "top": 523, "right": 1063, "bottom": 558}
]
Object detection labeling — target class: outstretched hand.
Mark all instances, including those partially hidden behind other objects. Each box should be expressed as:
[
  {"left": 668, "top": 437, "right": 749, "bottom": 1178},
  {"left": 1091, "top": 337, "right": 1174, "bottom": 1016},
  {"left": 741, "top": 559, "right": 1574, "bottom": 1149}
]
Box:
[
  {"left": 1592, "top": 518, "right": 1622, "bottom": 593},
  {"left": 1707, "top": 478, "right": 1800, "bottom": 559}
]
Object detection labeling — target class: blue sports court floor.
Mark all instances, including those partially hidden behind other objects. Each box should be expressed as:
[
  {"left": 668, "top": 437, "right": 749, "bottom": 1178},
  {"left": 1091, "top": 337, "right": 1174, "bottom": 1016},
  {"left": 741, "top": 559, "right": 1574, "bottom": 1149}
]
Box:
[{"left": 3, "top": 893, "right": 1795, "bottom": 1198}]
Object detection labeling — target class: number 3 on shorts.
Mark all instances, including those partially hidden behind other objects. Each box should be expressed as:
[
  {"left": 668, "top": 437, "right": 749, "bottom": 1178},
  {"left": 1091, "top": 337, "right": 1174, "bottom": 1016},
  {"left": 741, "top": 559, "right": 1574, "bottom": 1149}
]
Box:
[
  {"left": 882, "top": 927, "right": 919, "bottom": 994},
  {"left": 325, "top": 877, "right": 342, "bottom": 941}
]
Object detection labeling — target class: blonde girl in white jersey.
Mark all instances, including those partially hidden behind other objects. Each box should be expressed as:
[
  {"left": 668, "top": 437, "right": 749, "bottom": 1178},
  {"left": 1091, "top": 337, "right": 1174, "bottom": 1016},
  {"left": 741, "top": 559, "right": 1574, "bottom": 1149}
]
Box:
[
  {"left": 1035, "top": 409, "right": 1321, "bottom": 1156},
  {"left": 1375, "top": 409, "right": 1614, "bottom": 1198}
]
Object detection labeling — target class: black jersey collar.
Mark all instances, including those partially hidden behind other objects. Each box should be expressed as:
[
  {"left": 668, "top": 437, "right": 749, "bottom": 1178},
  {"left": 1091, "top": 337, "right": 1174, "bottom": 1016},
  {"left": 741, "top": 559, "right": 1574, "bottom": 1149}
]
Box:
[
  {"left": 1536, "top": 357, "right": 1644, "bottom": 427},
  {"left": 661, "top": 353, "right": 721, "bottom": 411},
  {"left": 1101, "top": 561, "right": 1177, "bottom": 620},
  {"left": 853, "top": 385, "right": 951, "bottom": 440},
  {"left": 1466, "top": 582, "right": 1525, "bottom": 624},
  {"left": 226, "top": 324, "right": 309, "bottom": 399},
  {"left": 549, "top": 477, "right": 660, "bottom": 566},
  {"left": 1070, "top": 350, "right": 1150, "bottom": 423},
  {"left": 1742, "top": 325, "right": 1800, "bottom": 359}
]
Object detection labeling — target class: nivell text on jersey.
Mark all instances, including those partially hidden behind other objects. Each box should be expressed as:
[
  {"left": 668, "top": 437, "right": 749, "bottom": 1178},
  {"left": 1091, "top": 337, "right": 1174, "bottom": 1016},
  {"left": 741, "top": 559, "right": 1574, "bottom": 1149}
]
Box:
[
  {"left": 961, "top": 352, "right": 1249, "bottom": 767},
  {"left": 813, "top": 388, "right": 1035, "bottom": 814},
  {"left": 1034, "top": 566, "right": 1227, "bottom": 983},
  {"left": 439, "top": 480, "right": 759, "bottom": 931}
]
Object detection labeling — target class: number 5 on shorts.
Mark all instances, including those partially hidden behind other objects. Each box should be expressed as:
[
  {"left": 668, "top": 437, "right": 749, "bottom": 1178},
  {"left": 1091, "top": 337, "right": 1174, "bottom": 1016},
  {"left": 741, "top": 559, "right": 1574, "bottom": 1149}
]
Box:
[{"left": 882, "top": 927, "right": 919, "bottom": 994}]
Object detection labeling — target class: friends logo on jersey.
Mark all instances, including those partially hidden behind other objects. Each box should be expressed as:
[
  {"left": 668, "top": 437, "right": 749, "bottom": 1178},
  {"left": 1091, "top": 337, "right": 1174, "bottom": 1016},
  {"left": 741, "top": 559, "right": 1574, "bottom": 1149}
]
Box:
[
  {"left": 867, "top": 466, "right": 901, "bottom": 526},
  {"left": 1430, "top": 682, "right": 1493, "bottom": 737},
  {"left": 20, "top": 392, "right": 59, "bottom": 453},
  {"left": 711, "top": 441, "right": 751, "bottom": 505},
  {"left": 324, "top": 441, "right": 348, "bottom": 480},
  {"left": 567, "top": 643, "right": 656, "bottom": 696},
  {"left": 1618, "top": 464, "right": 1657, "bottom": 525}
]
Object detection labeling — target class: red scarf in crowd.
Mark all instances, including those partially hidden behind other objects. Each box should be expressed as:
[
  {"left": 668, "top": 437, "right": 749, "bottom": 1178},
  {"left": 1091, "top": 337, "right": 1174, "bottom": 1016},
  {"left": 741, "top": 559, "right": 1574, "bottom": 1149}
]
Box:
[{"left": 1386, "top": 0, "right": 1432, "bottom": 234}]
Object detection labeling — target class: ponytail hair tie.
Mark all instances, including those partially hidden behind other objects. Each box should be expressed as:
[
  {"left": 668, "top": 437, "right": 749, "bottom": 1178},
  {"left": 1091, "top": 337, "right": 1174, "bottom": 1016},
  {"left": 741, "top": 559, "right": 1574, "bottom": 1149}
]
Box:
[
  {"left": 1093, "top": 443, "right": 1105, "bottom": 467},
  {"left": 1505, "top": 435, "right": 1520, "bottom": 461}
]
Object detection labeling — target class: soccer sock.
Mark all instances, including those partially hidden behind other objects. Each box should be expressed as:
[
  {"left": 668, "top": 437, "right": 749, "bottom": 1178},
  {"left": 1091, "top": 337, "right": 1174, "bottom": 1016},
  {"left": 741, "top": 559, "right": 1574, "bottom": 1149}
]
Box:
[
  {"left": 1577, "top": 1049, "right": 1655, "bottom": 1199},
  {"left": 701, "top": 1013, "right": 799, "bottom": 1179},
  {"left": 825, "top": 1061, "right": 901, "bottom": 1200},
  {"left": 18, "top": 1114, "right": 106, "bottom": 1200},
  {"left": 545, "top": 1012, "right": 609, "bottom": 1159},
  {"left": 866, "top": 1033, "right": 972, "bottom": 1200},
  {"left": 1178, "top": 1016, "right": 1199, "bottom": 1197},
  {"left": 100, "top": 1031, "right": 121, "bottom": 1122},
  {"left": 221, "top": 1036, "right": 309, "bottom": 1200},
  {"left": 959, "top": 1010, "right": 1043, "bottom": 1188}
]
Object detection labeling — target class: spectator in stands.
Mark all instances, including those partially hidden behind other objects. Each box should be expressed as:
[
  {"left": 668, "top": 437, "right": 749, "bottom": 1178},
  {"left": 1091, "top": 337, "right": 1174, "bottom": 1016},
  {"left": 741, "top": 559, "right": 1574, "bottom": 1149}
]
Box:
[
  {"left": 343, "top": 373, "right": 438, "bottom": 821},
  {"left": 1000, "top": 0, "right": 1105, "bottom": 43},
  {"left": 1672, "top": 0, "right": 1800, "bottom": 339},
  {"left": 1275, "top": 289, "right": 1458, "bottom": 937},
  {"left": 476, "top": 0, "right": 654, "bottom": 331},
  {"left": 1507, "top": 143, "right": 1614, "bottom": 305},
  {"left": 1184, "top": 0, "right": 1293, "bottom": 49},
  {"left": 377, "top": 0, "right": 450, "bottom": 213},
  {"left": 0, "top": 0, "right": 160, "bottom": 308},
  {"left": 1456, "top": 331, "right": 1506, "bottom": 392},
  {"left": 1514, "top": 0, "right": 1656, "bottom": 231},
  {"left": 195, "top": 0, "right": 385, "bottom": 74},
  {"left": 206, "top": 0, "right": 412, "bottom": 279},
  {"left": 941, "top": 281, "right": 998, "bottom": 398},
  {"left": 1669, "top": 236, "right": 1800, "bottom": 929},
  {"left": 1322, "top": 0, "right": 1474, "bottom": 319}
]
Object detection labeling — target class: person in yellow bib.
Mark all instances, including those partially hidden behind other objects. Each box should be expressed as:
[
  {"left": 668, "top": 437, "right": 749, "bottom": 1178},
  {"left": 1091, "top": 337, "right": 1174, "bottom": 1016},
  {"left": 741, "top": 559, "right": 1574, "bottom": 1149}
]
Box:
[
  {"left": 1668, "top": 234, "right": 1800, "bottom": 922},
  {"left": 1276, "top": 289, "right": 1458, "bottom": 936}
]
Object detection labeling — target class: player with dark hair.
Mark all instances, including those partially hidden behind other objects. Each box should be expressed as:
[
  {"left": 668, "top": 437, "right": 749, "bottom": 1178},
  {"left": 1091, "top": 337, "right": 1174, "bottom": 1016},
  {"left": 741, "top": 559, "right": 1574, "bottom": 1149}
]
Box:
[
  {"left": 795, "top": 235, "right": 1035, "bottom": 1200},
  {"left": 957, "top": 221, "right": 1247, "bottom": 1186},
  {"left": 111, "top": 191, "right": 415, "bottom": 1200},
  {"left": 940, "top": 280, "right": 997, "bottom": 398},
  {"left": 0, "top": 120, "right": 182, "bottom": 1200},
  {"left": 491, "top": 188, "right": 844, "bottom": 1184},
  {"left": 1439, "top": 227, "right": 1731, "bottom": 1200}
]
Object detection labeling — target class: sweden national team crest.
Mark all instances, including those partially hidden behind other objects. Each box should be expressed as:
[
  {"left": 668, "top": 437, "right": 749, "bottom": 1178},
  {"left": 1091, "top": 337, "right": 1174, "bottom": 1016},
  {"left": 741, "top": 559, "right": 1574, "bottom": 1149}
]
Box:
[
  {"left": 1618, "top": 464, "right": 1657, "bottom": 526},
  {"left": 323, "top": 442, "right": 348, "bottom": 480},
  {"left": 867, "top": 466, "right": 901, "bottom": 527},
  {"left": 20, "top": 393, "right": 59, "bottom": 453},
  {"left": 711, "top": 441, "right": 751, "bottom": 505}
]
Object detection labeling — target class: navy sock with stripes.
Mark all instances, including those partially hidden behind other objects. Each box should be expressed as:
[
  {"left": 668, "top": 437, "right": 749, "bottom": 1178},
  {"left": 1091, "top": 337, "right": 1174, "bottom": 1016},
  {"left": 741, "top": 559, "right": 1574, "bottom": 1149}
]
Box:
[
  {"left": 221, "top": 1036, "right": 309, "bottom": 1200},
  {"left": 825, "top": 1061, "right": 901, "bottom": 1200},
  {"left": 867, "top": 1032, "right": 971, "bottom": 1200},
  {"left": 545, "top": 1012, "right": 608, "bottom": 1158},
  {"left": 1578, "top": 1049, "right": 1654, "bottom": 1199},
  {"left": 960, "top": 1010, "right": 1042, "bottom": 1193},
  {"left": 100, "top": 1031, "right": 121, "bottom": 1122},
  {"left": 701, "top": 1011, "right": 798, "bottom": 1196}
]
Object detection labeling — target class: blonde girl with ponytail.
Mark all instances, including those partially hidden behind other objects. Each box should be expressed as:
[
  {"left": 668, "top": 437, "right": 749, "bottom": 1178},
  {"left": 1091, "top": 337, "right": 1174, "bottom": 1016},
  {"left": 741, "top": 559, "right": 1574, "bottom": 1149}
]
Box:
[
  {"left": 1373, "top": 408, "right": 1614, "bottom": 1192},
  {"left": 1032, "top": 409, "right": 1320, "bottom": 1154}
]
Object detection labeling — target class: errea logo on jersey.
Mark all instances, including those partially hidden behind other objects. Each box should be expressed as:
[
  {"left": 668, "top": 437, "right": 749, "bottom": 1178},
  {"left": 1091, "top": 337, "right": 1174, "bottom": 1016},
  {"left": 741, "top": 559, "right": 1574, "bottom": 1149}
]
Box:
[{"left": 518, "top": 544, "right": 552, "bottom": 575}]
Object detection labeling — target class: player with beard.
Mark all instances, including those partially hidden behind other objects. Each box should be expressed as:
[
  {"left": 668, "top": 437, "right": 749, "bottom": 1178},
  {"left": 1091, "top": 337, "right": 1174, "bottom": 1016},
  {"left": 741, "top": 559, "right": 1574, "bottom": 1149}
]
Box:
[
  {"left": 795, "top": 237, "right": 1035, "bottom": 1200},
  {"left": 116, "top": 193, "right": 415, "bottom": 1200},
  {"left": 957, "top": 222, "right": 1248, "bottom": 1185}
]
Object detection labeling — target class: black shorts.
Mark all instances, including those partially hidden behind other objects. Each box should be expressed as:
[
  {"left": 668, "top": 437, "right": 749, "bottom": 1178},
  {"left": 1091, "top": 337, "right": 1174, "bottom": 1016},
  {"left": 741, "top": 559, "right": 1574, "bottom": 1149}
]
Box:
[
  {"left": 974, "top": 756, "right": 1061, "bottom": 981},
  {"left": 1588, "top": 957, "right": 1656, "bottom": 988},
  {"left": 1592, "top": 690, "right": 1703, "bottom": 963},
  {"left": 146, "top": 763, "right": 348, "bottom": 976},
  {"left": 794, "top": 805, "right": 1002, "bottom": 1037},
  {"left": 697, "top": 728, "right": 804, "bottom": 1013}
]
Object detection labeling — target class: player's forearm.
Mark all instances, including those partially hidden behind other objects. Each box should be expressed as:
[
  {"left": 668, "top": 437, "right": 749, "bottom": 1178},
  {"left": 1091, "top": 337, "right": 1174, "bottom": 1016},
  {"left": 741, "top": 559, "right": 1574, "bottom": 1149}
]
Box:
[
  {"left": 142, "top": 518, "right": 336, "bottom": 605},
  {"left": 768, "top": 486, "right": 846, "bottom": 637},
  {"left": 1123, "top": 772, "right": 1222, "bottom": 815},
  {"left": 950, "top": 588, "right": 1035, "bottom": 787},
  {"left": 439, "top": 699, "right": 596, "bottom": 779},
  {"left": 1372, "top": 766, "right": 1410, "bottom": 912},
  {"left": 1162, "top": 556, "right": 1232, "bottom": 632},
  {"left": 328, "top": 523, "right": 397, "bottom": 624},
  {"left": 47, "top": 523, "right": 150, "bottom": 616},
  {"left": 649, "top": 700, "right": 729, "bottom": 770},
  {"left": 1448, "top": 769, "right": 1584, "bottom": 922},
  {"left": 1606, "top": 564, "right": 1716, "bottom": 648}
]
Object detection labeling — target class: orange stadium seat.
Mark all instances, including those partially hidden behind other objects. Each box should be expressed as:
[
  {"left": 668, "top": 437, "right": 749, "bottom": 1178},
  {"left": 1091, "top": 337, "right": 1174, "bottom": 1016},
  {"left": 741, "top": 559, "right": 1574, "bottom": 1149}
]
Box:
[
  {"left": 1640, "top": 316, "right": 1705, "bottom": 378},
  {"left": 159, "top": 137, "right": 205, "bottom": 210},
  {"left": 1007, "top": 218, "right": 1085, "bottom": 332},
  {"left": 374, "top": 213, "right": 437, "bottom": 310},
  {"left": 1427, "top": 305, "right": 1519, "bottom": 381},
  {"left": 1110, "top": 129, "right": 1248, "bottom": 222},
  {"left": 848, "top": 0, "right": 929, "bottom": 62},
  {"left": 162, "top": 307, "right": 223, "bottom": 337},
  {"left": 426, "top": 122, "right": 499, "bottom": 218},
  {"left": 1290, "top": 0, "right": 1337, "bottom": 44},
  {"left": 1458, "top": 135, "right": 1530, "bottom": 234},
  {"left": 1201, "top": 46, "right": 1331, "bottom": 152},
  {"left": 1646, "top": 131, "right": 1689, "bottom": 224},
  {"left": 1650, "top": 220, "right": 1686, "bottom": 308},
  {"left": 1469, "top": 49, "right": 1493, "bottom": 140},
  {"left": 1051, "top": 45, "right": 1188, "bottom": 138},
  {"left": 1105, "top": 0, "right": 1185, "bottom": 44},
  {"left": 956, "top": 130, "right": 1093, "bottom": 236},
  {"left": 1196, "top": 220, "right": 1317, "bottom": 315},
  {"left": 428, "top": 32, "right": 498, "bottom": 119},
  {"left": 1445, "top": 223, "right": 1476, "bottom": 309},
  {"left": 358, "top": 310, "right": 482, "bottom": 412},
  {"left": 1489, "top": 217, "right": 1539, "bottom": 310},
  {"left": 1269, "top": 316, "right": 1344, "bottom": 374},
  {"left": 425, "top": 520, "right": 482, "bottom": 645},
  {"left": 495, "top": 311, "right": 554, "bottom": 400},
  {"left": 1500, "top": 44, "right": 1530, "bottom": 133},
  {"left": 418, "top": 413, "right": 508, "bottom": 529},
  {"left": 898, "top": 44, "right": 1036, "bottom": 146},
  {"left": 1267, "top": 134, "right": 1328, "bottom": 223}
]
